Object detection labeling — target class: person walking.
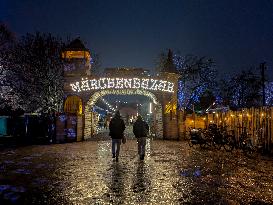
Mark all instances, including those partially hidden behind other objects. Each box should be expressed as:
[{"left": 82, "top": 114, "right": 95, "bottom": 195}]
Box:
[
  {"left": 133, "top": 115, "right": 149, "bottom": 160},
  {"left": 109, "top": 111, "right": 125, "bottom": 162}
]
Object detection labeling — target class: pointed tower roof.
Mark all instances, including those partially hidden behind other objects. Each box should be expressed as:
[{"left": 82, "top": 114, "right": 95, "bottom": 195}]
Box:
[
  {"left": 161, "top": 49, "right": 177, "bottom": 73},
  {"left": 64, "top": 38, "right": 89, "bottom": 51}
]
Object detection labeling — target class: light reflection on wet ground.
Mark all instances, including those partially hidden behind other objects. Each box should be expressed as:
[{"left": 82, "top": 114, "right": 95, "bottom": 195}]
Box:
[{"left": 0, "top": 137, "right": 273, "bottom": 204}]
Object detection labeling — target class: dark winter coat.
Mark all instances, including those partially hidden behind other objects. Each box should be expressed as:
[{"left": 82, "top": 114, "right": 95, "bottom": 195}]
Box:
[
  {"left": 109, "top": 117, "right": 125, "bottom": 139},
  {"left": 133, "top": 119, "right": 149, "bottom": 138}
]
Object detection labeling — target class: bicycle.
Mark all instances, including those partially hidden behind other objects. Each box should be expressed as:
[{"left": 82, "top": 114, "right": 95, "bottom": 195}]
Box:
[
  {"left": 208, "top": 124, "right": 234, "bottom": 152},
  {"left": 234, "top": 127, "right": 256, "bottom": 156},
  {"left": 188, "top": 128, "right": 210, "bottom": 148}
]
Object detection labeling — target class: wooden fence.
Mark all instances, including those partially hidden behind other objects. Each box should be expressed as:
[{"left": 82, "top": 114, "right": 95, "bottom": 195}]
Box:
[{"left": 180, "top": 107, "right": 273, "bottom": 153}]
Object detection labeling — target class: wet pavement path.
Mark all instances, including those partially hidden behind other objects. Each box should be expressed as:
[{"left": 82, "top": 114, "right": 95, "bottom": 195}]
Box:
[{"left": 0, "top": 136, "right": 273, "bottom": 204}]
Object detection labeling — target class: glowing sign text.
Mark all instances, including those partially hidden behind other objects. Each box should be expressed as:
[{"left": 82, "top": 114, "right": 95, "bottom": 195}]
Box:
[{"left": 70, "top": 78, "right": 174, "bottom": 93}]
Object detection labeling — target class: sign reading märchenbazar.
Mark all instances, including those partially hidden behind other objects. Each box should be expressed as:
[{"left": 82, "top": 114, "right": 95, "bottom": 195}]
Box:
[{"left": 70, "top": 77, "right": 175, "bottom": 93}]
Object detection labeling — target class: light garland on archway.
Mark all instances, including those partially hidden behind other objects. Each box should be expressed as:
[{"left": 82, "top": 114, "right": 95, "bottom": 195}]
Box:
[
  {"left": 84, "top": 89, "right": 164, "bottom": 139},
  {"left": 70, "top": 77, "right": 175, "bottom": 93},
  {"left": 101, "top": 97, "right": 116, "bottom": 112},
  {"left": 85, "top": 89, "right": 159, "bottom": 111}
]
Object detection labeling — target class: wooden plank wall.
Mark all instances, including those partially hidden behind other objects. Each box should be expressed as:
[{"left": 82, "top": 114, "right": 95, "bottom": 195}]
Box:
[{"left": 180, "top": 107, "right": 273, "bottom": 152}]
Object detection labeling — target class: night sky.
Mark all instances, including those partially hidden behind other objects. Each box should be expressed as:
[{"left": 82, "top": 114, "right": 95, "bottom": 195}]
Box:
[{"left": 1, "top": 0, "right": 273, "bottom": 79}]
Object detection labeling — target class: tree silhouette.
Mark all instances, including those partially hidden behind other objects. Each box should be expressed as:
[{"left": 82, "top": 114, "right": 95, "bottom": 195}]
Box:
[
  {"left": 176, "top": 54, "right": 217, "bottom": 110},
  {"left": 219, "top": 69, "right": 262, "bottom": 109},
  {"left": 1, "top": 32, "right": 65, "bottom": 113}
]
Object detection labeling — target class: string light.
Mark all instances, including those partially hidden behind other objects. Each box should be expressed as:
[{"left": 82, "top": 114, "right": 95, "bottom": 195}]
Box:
[
  {"left": 101, "top": 97, "right": 115, "bottom": 112},
  {"left": 86, "top": 89, "right": 159, "bottom": 108},
  {"left": 83, "top": 89, "right": 164, "bottom": 139}
]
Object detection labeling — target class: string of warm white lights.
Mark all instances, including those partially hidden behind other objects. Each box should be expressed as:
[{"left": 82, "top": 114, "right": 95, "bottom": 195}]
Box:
[
  {"left": 83, "top": 89, "right": 164, "bottom": 139},
  {"left": 101, "top": 97, "right": 116, "bottom": 112},
  {"left": 70, "top": 77, "right": 175, "bottom": 93},
  {"left": 85, "top": 89, "right": 159, "bottom": 110}
]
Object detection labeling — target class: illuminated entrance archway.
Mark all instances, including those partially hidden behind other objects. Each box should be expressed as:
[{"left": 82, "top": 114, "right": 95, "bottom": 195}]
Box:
[
  {"left": 64, "top": 73, "right": 180, "bottom": 140},
  {"left": 61, "top": 39, "right": 180, "bottom": 140},
  {"left": 84, "top": 89, "right": 163, "bottom": 139}
]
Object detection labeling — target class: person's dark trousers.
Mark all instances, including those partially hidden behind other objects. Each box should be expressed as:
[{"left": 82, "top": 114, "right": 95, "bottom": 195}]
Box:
[
  {"left": 112, "top": 139, "right": 122, "bottom": 161},
  {"left": 137, "top": 137, "right": 146, "bottom": 160}
]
